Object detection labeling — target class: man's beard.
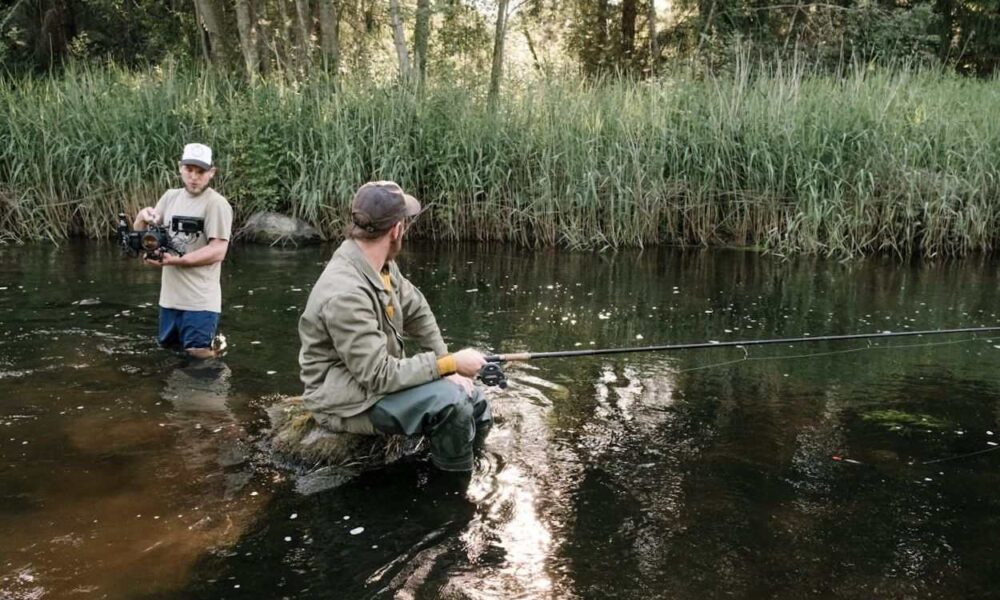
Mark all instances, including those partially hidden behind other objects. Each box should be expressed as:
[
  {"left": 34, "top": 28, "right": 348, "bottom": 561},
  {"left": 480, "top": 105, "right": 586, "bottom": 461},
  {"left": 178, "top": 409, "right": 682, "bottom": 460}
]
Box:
[{"left": 387, "top": 235, "right": 403, "bottom": 262}]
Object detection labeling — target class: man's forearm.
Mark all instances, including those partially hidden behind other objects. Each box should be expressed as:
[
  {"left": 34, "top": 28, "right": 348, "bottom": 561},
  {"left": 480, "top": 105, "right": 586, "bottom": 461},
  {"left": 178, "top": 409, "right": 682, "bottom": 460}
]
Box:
[{"left": 171, "top": 240, "right": 228, "bottom": 266}]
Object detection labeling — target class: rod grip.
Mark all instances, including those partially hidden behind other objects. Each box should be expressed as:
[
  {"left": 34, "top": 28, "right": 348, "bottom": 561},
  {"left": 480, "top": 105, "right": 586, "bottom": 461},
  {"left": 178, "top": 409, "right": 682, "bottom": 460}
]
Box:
[{"left": 497, "top": 352, "right": 531, "bottom": 362}]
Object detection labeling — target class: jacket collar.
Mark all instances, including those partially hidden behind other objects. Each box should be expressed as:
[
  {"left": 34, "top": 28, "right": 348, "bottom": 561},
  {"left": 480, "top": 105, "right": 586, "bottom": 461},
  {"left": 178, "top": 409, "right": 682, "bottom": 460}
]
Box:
[{"left": 338, "top": 238, "right": 390, "bottom": 291}]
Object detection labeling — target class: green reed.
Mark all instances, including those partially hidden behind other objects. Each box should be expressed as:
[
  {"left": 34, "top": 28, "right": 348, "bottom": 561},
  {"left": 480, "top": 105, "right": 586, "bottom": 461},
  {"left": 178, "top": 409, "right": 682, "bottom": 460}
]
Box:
[{"left": 1, "top": 61, "right": 998, "bottom": 256}]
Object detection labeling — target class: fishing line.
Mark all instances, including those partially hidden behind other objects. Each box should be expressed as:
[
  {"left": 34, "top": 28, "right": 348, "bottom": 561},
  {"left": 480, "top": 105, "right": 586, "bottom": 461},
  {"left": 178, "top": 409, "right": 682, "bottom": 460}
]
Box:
[
  {"left": 479, "top": 327, "right": 1000, "bottom": 388},
  {"left": 637, "top": 335, "right": 986, "bottom": 375},
  {"left": 921, "top": 444, "right": 1000, "bottom": 465},
  {"left": 487, "top": 327, "right": 1000, "bottom": 363}
]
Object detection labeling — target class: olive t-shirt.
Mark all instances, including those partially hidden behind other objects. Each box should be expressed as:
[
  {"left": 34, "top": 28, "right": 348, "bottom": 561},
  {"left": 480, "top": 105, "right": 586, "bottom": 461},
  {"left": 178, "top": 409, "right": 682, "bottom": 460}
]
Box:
[{"left": 153, "top": 187, "right": 233, "bottom": 313}]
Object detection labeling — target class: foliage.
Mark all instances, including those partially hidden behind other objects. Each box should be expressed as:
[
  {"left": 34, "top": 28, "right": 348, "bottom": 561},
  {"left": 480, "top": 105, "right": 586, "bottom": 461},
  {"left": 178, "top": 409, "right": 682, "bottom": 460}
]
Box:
[
  {"left": 0, "top": 0, "right": 191, "bottom": 72},
  {"left": 2, "top": 62, "right": 999, "bottom": 257},
  {"left": 2, "top": 0, "right": 998, "bottom": 78}
]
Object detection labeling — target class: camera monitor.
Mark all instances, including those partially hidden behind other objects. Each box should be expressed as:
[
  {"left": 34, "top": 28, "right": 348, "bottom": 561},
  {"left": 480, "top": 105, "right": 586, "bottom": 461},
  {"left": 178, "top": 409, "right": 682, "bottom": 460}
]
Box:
[{"left": 171, "top": 216, "right": 205, "bottom": 234}]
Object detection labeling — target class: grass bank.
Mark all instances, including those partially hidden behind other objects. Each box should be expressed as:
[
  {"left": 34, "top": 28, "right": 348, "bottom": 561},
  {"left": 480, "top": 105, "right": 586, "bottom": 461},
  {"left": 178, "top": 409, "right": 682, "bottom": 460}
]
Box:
[{"left": 1, "top": 62, "right": 998, "bottom": 256}]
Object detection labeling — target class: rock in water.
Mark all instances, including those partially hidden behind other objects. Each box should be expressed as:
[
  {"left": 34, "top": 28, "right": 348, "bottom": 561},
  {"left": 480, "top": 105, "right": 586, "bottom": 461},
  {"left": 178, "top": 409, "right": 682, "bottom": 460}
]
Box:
[
  {"left": 239, "top": 212, "right": 323, "bottom": 246},
  {"left": 265, "top": 396, "right": 426, "bottom": 478}
]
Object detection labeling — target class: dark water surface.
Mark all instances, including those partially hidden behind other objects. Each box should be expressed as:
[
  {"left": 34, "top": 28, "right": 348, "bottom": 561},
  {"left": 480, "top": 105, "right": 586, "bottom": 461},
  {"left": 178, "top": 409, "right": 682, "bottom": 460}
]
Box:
[{"left": 2, "top": 241, "right": 1000, "bottom": 599}]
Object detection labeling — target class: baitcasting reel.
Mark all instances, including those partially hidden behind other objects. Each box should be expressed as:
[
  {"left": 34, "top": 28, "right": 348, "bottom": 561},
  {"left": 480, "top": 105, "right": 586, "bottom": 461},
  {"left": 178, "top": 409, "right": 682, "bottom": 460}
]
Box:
[{"left": 477, "top": 362, "right": 507, "bottom": 389}]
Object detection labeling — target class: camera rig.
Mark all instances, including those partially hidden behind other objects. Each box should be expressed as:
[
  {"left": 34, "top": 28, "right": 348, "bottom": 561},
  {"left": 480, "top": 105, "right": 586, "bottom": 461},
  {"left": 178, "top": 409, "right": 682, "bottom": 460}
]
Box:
[{"left": 117, "top": 213, "right": 186, "bottom": 261}]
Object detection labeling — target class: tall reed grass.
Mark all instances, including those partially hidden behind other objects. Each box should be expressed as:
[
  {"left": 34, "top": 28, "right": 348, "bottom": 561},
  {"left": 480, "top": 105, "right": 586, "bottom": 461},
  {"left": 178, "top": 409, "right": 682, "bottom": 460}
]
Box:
[{"left": 1, "top": 61, "right": 998, "bottom": 256}]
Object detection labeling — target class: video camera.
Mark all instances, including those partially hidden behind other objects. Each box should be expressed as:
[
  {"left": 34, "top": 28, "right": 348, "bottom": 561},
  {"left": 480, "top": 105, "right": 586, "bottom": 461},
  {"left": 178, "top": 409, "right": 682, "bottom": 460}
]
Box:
[{"left": 117, "top": 213, "right": 186, "bottom": 261}]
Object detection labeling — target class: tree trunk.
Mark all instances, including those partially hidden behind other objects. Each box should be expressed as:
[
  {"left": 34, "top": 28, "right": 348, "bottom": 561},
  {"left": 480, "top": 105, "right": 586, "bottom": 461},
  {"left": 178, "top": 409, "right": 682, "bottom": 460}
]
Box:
[
  {"left": 194, "top": 0, "right": 230, "bottom": 67},
  {"left": 318, "top": 0, "right": 340, "bottom": 75},
  {"left": 647, "top": 0, "right": 658, "bottom": 75},
  {"left": 256, "top": 0, "right": 273, "bottom": 75},
  {"left": 277, "top": 0, "right": 295, "bottom": 77},
  {"left": 413, "top": 0, "right": 430, "bottom": 83},
  {"left": 294, "top": 0, "right": 313, "bottom": 73},
  {"left": 37, "top": 4, "right": 70, "bottom": 69},
  {"left": 234, "top": 0, "right": 260, "bottom": 79},
  {"left": 620, "top": 0, "right": 637, "bottom": 70},
  {"left": 192, "top": 0, "right": 211, "bottom": 63},
  {"left": 389, "top": 0, "right": 411, "bottom": 80},
  {"left": 697, "top": 0, "right": 717, "bottom": 54},
  {"left": 594, "top": 0, "right": 609, "bottom": 74},
  {"left": 488, "top": 0, "right": 510, "bottom": 107},
  {"left": 521, "top": 19, "right": 542, "bottom": 74}
]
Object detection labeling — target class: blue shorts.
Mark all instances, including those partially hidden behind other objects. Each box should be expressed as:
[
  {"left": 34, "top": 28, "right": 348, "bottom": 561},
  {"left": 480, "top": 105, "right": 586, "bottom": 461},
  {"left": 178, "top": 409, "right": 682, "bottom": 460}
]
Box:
[{"left": 158, "top": 308, "right": 219, "bottom": 350}]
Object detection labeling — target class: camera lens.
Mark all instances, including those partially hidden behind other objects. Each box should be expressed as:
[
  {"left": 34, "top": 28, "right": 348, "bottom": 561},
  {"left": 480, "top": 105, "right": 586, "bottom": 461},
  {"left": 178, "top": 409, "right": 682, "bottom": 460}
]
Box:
[{"left": 141, "top": 232, "right": 161, "bottom": 252}]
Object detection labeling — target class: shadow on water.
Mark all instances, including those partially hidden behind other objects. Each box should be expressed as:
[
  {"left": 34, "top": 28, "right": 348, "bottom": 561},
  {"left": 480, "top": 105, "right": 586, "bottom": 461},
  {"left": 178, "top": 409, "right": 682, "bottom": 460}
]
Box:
[{"left": 3, "top": 241, "right": 1000, "bottom": 598}]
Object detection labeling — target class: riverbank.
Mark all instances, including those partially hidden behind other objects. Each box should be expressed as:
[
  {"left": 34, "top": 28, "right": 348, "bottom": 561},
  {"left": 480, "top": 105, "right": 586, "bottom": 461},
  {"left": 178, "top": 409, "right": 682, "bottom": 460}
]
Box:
[{"left": 2, "top": 63, "right": 998, "bottom": 256}]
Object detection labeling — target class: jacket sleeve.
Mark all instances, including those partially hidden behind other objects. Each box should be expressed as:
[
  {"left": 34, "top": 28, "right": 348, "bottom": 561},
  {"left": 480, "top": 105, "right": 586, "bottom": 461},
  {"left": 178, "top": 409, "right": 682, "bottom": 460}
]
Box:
[
  {"left": 323, "top": 290, "right": 440, "bottom": 395},
  {"left": 397, "top": 272, "right": 449, "bottom": 356}
]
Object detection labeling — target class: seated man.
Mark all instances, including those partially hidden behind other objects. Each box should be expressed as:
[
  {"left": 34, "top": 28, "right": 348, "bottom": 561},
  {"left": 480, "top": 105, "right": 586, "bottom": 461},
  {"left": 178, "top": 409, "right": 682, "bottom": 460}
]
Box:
[{"left": 298, "top": 181, "right": 491, "bottom": 471}]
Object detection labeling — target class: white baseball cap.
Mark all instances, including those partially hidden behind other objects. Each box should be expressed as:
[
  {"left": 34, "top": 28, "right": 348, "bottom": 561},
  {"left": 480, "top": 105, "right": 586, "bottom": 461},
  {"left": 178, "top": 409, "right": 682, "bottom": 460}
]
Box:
[{"left": 179, "top": 143, "right": 213, "bottom": 170}]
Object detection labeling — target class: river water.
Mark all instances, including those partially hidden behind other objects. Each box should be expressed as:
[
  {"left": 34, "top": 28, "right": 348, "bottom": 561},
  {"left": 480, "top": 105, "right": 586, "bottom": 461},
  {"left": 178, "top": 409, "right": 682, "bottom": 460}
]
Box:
[{"left": 2, "top": 241, "right": 999, "bottom": 599}]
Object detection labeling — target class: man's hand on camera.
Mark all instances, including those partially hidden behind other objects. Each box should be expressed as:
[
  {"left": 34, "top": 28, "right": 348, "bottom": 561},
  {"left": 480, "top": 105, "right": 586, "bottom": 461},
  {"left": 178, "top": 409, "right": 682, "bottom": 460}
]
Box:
[
  {"left": 142, "top": 252, "right": 181, "bottom": 267},
  {"left": 137, "top": 207, "right": 159, "bottom": 225},
  {"left": 452, "top": 348, "right": 487, "bottom": 378}
]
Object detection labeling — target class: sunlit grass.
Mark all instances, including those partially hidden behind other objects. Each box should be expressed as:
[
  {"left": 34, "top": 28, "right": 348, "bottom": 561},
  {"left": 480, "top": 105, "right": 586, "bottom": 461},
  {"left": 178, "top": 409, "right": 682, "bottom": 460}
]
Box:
[{"left": 1, "top": 61, "right": 998, "bottom": 256}]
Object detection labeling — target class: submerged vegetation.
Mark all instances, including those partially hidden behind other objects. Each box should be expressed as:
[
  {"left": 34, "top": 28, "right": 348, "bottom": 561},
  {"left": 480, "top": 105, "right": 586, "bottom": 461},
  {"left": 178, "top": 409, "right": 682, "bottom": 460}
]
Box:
[
  {"left": 860, "top": 409, "right": 950, "bottom": 431},
  {"left": 1, "top": 62, "right": 999, "bottom": 256}
]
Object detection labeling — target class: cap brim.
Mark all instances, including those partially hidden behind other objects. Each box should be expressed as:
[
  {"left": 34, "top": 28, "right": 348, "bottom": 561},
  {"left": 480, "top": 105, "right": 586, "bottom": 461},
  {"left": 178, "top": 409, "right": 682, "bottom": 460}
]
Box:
[
  {"left": 403, "top": 194, "right": 422, "bottom": 217},
  {"left": 180, "top": 159, "right": 212, "bottom": 170}
]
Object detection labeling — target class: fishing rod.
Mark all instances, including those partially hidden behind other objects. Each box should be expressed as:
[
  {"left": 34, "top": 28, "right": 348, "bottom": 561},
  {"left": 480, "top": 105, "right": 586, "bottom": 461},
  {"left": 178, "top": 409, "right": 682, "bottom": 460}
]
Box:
[{"left": 476, "top": 326, "right": 1000, "bottom": 388}]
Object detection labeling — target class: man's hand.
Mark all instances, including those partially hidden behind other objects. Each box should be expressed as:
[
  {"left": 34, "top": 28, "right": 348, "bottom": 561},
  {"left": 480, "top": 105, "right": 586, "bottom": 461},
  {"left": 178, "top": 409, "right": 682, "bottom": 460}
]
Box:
[
  {"left": 445, "top": 373, "right": 475, "bottom": 396},
  {"left": 137, "top": 207, "right": 159, "bottom": 225},
  {"left": 452, "top": 348, "right": 487, "bottom": 378},
  {"left": 133, "top": 207, "right": 159, "bottom": 230},
  {"left": 142, "top": 252, "right": 182, "bottom": 268}
]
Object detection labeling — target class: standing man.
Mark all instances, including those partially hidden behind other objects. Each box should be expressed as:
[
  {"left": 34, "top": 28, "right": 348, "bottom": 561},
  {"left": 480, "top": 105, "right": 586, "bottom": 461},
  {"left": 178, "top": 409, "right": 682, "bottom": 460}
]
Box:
[
  {"left": 298, "top": 181, "right": 491, "bottom": 472},
  {"left": 134, "top": 143, "right": 233, "bottom": 360}
]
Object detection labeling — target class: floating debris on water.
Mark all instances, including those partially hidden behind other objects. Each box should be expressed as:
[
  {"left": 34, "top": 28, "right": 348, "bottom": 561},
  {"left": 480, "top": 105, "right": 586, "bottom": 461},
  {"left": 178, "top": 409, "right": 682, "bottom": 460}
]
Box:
[
  {"left": 350, "top": 527, "right": 364, "bottom": 535},
  {"left": 831, "top": 455, "right": 862, "bottom": 464}
]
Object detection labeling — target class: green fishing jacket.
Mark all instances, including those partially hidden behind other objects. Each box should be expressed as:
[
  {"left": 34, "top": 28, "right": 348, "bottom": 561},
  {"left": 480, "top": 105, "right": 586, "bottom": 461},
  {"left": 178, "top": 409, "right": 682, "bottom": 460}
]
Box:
[{"left": 298, "top": 239, "right": 448, "bottom": 429}]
